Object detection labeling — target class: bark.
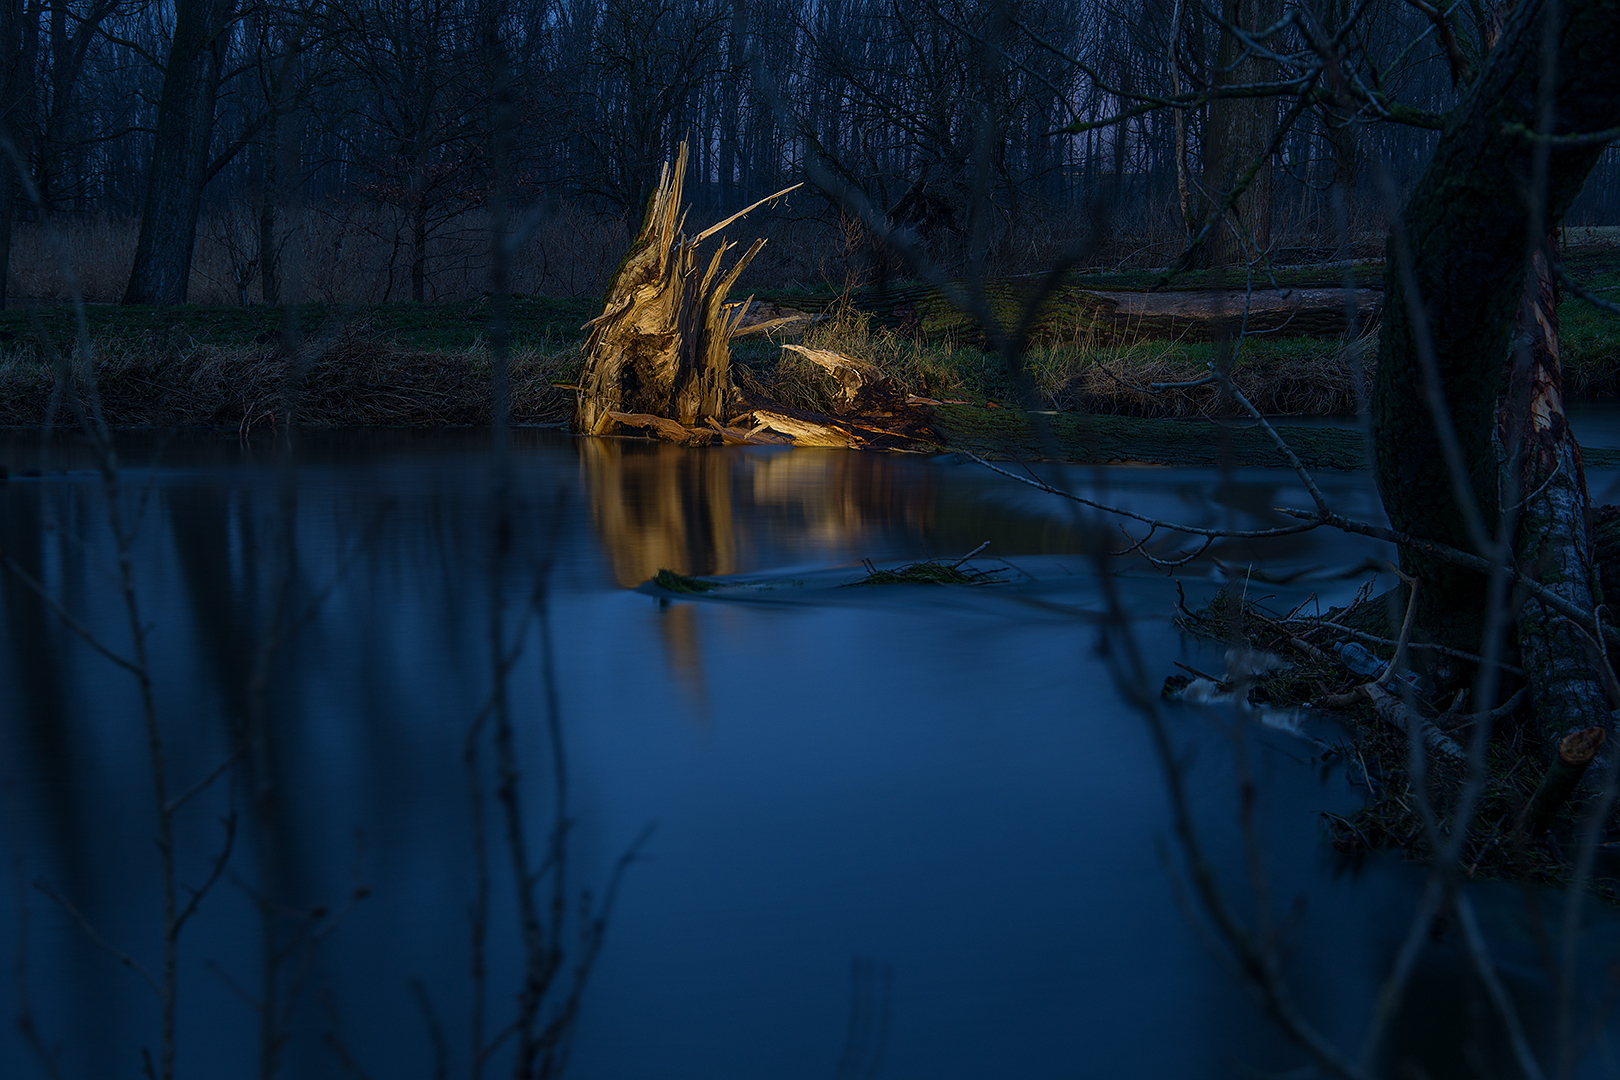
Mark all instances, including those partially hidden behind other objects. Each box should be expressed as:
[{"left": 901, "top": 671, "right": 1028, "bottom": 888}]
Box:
[
  {"left": 411, "top": 200, "right": 427, "bottom": 303},
  {"left": 1371, "top": 0, "right": 1620, "bottom": 647},
  {"left": 1169, "top": 0, "right": 1193, "bottom": 236},
  {"left": 258, "top": 136, "right": 279, "bottom": 306},
  {"left": 1504, "top": 243, "right": 1609, "bottom": 739},
  {"left": 574, "top": 143, "right": 767, "bottom": 435},
  {"left": 123, "top": 0, "right": 233, "bottom": 305},
  {"left": 0, "top": 0, "right": 20, "bottom": 310}
]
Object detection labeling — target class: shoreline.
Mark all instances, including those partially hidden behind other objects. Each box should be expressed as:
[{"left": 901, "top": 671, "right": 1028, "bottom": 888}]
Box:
[{"left": 10, "top": 410, "right": 1620, "bottom": 473}]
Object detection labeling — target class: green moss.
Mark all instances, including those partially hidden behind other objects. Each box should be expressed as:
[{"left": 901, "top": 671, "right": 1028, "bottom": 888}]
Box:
[{"left": 653, "top": 568, "right": 719, "bottom": 593}]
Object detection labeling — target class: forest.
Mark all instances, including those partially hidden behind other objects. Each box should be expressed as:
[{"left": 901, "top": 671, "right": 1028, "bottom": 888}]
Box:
[
  {"left": 0, "top": 0, "right": 1610, "bottom": 307},
  {"left": 8, "top": 0, "right": 1620, "bottom": 1077}
]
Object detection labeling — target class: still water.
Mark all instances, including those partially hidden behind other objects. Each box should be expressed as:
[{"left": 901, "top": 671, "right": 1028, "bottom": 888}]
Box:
[{"left": 2, "top": 427, "right": 1618, "bottom": 1079}]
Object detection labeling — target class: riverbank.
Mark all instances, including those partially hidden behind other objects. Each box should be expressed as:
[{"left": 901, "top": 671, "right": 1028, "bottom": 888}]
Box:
[{"left": 2, "top": 252, "right": 1615, "bottom": 440}]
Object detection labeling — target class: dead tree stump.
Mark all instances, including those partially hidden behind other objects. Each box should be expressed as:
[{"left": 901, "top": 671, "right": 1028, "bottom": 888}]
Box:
[{"left": 575, "top": 144, "right": 777, "bottom": 436}]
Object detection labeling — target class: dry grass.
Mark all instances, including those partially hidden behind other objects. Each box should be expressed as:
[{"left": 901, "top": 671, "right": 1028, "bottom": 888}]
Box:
[
  {"left": 756, "top": 296, "right": 1376, "bottom": 418},
  {"left": 1028, "top": 336, "right": 1373, "bottom": 418},
  {"left": 0, "top": 330, "right": 581, "bottom": 428},
  {"left": 5, "top": 205, "right": 634, "bottom": 306}
]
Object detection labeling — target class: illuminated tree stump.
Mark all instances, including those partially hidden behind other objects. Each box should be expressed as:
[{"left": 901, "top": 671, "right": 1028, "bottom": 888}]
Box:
[{"left": 575, "top": 144, "right": 782, "bottom": 439}]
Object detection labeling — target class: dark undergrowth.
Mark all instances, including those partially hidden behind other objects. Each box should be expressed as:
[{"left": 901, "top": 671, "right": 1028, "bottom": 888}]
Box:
[{"left": 1173, "top": 587, "right": 1620, "bottom": 899}]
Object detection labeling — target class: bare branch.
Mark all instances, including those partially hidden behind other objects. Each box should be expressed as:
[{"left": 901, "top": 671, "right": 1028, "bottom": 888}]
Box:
[{"left": 34, "top": 879, "right": 159, "bottom": 994}]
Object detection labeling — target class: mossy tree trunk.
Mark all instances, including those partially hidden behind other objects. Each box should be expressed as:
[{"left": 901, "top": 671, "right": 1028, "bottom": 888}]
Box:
[
  {"left": 1371, "top": 0, "right": 1620, "bottom": 732},
  {"left": 575, "top": 143, "right": 766, "bottom": 436},
  {"left": 1505, "top": 243, "right": 1610, "bottom": 739}
]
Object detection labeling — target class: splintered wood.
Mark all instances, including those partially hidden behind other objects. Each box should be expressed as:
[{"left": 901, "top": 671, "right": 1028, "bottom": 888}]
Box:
[
  {"left": 574, "top": 145, "right": 940, "bottom": 453},
  {"left": 574, "top": 142, "right": 798, "bottom": 436}
]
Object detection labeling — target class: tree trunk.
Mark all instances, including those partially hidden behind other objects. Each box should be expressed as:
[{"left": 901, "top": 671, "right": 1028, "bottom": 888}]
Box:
[
  {"left": 574, "top": 143, "right": 766, "bottom": 435},
  {"left": 123, "top": 0, "right": 232, "bottom": 305},
  {"left": 410, "top": 195, "right": 426, "bottom": 302},
  {"left": 1504, "top": 242, "right": 1611, "bottom": 740},
  {"left": 258, "top": 132, "right": 279, "bottom": 306},
  {"left": 1371, "top": 0, "right": 1620, "bottom": 651},
  {"left": 1199, "top": 0, "right": 1279, "bottom": 267},
  {"left": 0, "top": 0, "right": 21, "bottom": 311}
]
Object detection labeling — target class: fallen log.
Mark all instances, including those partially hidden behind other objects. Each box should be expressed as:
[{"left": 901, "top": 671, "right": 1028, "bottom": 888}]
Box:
[
  {"left": 749, "top": 409, "right": 859, "bottom": 447},
  {"left": 752, "top": 278, "right": 1382, "bottom": 346},
  {"left": 604, "top": 410, "right": 705, "bottom": 444}
]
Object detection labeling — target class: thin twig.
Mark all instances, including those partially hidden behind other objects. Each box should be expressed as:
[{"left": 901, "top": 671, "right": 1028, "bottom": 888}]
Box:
[{"left": 34, "top": 878, "right": 159, "bottom": 993}]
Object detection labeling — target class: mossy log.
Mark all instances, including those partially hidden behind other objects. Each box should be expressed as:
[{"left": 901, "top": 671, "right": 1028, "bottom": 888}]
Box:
[
  {"left": 760, "top": 278, "right": 1378, "bottom": 345},
  {"left": 1506, "top": 245, "right": 1611, "bottom": 741}
]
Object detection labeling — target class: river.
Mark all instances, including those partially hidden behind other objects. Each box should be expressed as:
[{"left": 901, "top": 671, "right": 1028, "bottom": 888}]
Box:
[{"left": 3, "top": 425, "right": 1620, "bottom": 1078}]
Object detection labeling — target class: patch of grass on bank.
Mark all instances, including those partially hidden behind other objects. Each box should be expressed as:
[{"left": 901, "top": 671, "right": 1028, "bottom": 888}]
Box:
[
  {"left": 5, "top": 245, "right": 1617, "bottom": 431},
  {"left": 0, "top": 296, "right": 599, "bottom": 356},
  {"left": 1559, "top": 248, "right": 1620, "bottom": 397},
  {"left": 735, "top": 300, "right": 1371, "bottom": 418}
]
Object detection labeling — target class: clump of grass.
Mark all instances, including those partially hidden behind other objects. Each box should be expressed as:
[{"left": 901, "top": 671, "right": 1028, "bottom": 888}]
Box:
[
  {"left": 845, "top": 549, "right": 1005, "bottom": 587},
  {"left": 653, "top": 569, "right": 718, "bottom": 593},
  {"left": 1559, "top": 261, "right": 1620, "bottom": 397}
]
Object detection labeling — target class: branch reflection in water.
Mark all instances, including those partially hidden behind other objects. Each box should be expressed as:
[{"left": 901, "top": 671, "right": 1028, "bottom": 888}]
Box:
[
  {"left": 9, "top": 429, "right": 1614, "bottom": 1076},
  {"left": 0, "top": 430, "right": 642, "bottom": 1080}
]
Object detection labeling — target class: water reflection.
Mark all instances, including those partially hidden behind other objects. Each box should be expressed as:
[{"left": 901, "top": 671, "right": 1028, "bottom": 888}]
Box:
[
  {"left": 580, "top": 438, "right": 944, "bottom": 588},
  {"left": 1, "top": 429, "right": 1616, "bottom": 1079}
]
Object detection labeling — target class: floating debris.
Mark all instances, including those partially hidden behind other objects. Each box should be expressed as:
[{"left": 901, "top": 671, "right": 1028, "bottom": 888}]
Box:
[{"left": 844, "top": 541, "right": 1006, "bottom": 587}]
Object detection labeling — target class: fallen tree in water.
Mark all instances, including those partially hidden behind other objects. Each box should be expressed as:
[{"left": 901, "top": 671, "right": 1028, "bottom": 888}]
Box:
[{"left": 573, "top": 145, "right": 942, "bottom": 451}]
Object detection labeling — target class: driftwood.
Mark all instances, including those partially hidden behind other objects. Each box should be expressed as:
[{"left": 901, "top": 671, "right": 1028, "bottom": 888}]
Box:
[
  {"left": 748, "top": 408, "right": 858, "bottom": 447},
  {"left": 1351, "top": 682, "right": 1468, "bottom": 762}
]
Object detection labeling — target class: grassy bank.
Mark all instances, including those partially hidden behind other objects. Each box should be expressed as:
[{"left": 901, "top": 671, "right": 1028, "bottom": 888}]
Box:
[{"left": 1, "top": 253, "right": 1615, "bottom": 434}]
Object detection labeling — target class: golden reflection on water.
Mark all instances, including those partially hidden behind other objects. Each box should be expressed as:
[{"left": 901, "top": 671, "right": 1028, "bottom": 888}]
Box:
[
  {"left": 580, "top": 438, "right": 936, "bottom": 589},
  {"left": 580, "top": 438, "right": 740, "bottom": 587},
  {"left": 581, "top": 439, "right": 940, "bottom": 699}
]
